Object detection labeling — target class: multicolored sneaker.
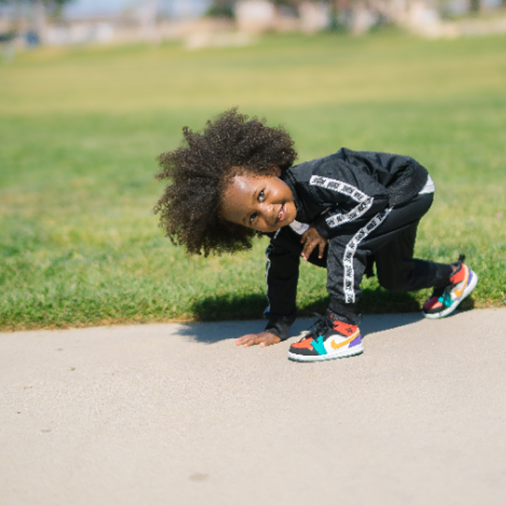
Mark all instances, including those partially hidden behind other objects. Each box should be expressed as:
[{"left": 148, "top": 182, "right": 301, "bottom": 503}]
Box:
[
  {"left": 287, "top": 310, "right": 363, "bottom": 362},
  {"left": 422, "top": 255, "right": 478, "bottom": 319}
]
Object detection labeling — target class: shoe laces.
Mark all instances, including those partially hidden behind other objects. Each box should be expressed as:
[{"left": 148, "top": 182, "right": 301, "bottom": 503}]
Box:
[
  {"left": 307, "top": 312, "right": 330, "bottom": 338},
  {"left": 305, "top": 312, "right": 360, "bottom": 339}
]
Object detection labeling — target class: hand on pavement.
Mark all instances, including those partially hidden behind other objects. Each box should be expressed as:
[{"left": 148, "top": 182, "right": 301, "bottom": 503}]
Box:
[{"left": 235, "top": 331, "right": 281, "bottom": 348}]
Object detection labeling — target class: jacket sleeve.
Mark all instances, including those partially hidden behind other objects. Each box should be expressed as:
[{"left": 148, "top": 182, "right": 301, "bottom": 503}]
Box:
[
  {"left": 297, "top": 148, "right": 428, "bottom": 240},
  {"left": 337, "top": 149, "right": 429, "bottom": 207},
  {"left": 307, "top": 162, "right": 391, "bottom": 240},
  {"left": 263, "top": 230, "right": 301, "bottom": 341}
]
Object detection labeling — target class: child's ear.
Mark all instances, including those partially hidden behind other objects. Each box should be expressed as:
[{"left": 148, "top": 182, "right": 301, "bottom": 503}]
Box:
[{"left": 270, "top": 166, "right": 282, "bottom": 177}]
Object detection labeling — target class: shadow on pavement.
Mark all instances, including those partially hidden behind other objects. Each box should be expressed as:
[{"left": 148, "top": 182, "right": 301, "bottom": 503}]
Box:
[
  {"left": 359, "top": 312, "right": 424, "bottom": 338},
  {"left": 182, "top": 290, "right": 475, "bottom": 345},
  {"left": 176, "top": 312, "right": 426, "bottom": 345},
  {"left": 176, "top": 319, "right": 266, "bottom": 345}
]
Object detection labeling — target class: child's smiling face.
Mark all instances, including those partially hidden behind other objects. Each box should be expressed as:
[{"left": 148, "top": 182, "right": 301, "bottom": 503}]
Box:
[{"left": 221, "top": 169, "right": 297, "bottom": 233}]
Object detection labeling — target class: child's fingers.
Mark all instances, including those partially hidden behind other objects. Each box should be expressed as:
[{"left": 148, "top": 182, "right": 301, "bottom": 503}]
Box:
[
  {"left": 301, "top": 226, "right": 328, "bottom": 260},
  {"left": 318, "top": 240, "right": 326, "bottom": 259},
  {"left": 235, "top": 332, "right": 280, "bottom": 347},
  {"left": 300, "top": 229, "right": 310, "bottom": 244},
  {"left": 301, "top": 239, "right": 316, "bottom": 260},
  {"left": 259, "top": 334, "right": 281, "bottom": 347},
  {"left": 235, "top": 334, "right": 258, "bottom": 346}
]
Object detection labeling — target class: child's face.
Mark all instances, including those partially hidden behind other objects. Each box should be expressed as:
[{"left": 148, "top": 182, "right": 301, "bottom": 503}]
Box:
[{"left": 221, "top": 170, "right": 297, "bottom": 233}]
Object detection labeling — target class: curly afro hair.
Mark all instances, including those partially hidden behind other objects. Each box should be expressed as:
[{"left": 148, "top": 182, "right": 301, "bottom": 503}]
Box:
[{"left": 154, "top": 109, "right": 297, "bottom": 256}]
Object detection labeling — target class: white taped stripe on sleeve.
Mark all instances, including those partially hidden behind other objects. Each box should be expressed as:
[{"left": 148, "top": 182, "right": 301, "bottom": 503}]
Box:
[
  {"left": 325, "top": 198, "right": 374, "bottom": 228},
  {"left": 310, "top": 175, "right": 369, "bottom": 203},
  {"left": 309, "top": 175, "right": 374, "bottom": 229}
]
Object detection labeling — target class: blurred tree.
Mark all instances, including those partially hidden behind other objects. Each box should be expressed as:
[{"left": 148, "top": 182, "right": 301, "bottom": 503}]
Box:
[
  {"left": 0, "top": 0, "right": 74, "bottom": 39},
  {"left": 206, "top": 0, "right": 236, "bottom": 18},
  {"left": 0, "top": 0, "right": 75, "bottom": 16},
  {"left": 469, "top": 0, "right": 481, "bottom": 12},
  {"left": 31, "top": 0, "right": 74, "bottom": 42}
]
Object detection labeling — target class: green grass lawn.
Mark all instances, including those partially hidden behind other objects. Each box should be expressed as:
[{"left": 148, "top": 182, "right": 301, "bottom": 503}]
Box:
[{"left": 1, "top": 31, "right": 506, "bottom": 330}]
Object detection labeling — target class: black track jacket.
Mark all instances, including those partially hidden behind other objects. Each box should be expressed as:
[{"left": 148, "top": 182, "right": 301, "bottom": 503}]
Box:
[{"left": 263, "top": 148, "right": 429, "bottom": 340}]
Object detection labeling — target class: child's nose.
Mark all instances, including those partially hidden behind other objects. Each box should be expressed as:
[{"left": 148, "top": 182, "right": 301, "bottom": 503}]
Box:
[
  {"left": 259, "top": 201, "right": 272, "bottom": 214},
  {"left": 259, "top": 202, "right": 275, "bottom": 221}
]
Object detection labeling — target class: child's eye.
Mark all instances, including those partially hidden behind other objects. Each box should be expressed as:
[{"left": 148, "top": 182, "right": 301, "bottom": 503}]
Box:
[
  {"left": 249, "top": 213, "right": 257, "bottom": 225},
  {"left": 258, "top": 190, "right": 265, "bottom": 201}
]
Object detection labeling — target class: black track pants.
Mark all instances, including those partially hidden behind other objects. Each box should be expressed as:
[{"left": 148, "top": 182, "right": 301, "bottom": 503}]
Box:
[{"left": 325, "top": 192, "right": 452, "bottom": 317}]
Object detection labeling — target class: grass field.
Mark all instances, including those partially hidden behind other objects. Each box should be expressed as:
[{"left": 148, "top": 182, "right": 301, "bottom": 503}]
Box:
[{"left": 1, "top": 31, "right": 506, "bottom": 330}]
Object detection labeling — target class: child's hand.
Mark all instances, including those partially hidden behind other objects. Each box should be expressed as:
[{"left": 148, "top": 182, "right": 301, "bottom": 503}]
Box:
[
  {"left": 235, "top": 331, "right": 281, "bottom": 348},
  {"left": 300, "top": 225, "right": 327, "bottom": 260}
]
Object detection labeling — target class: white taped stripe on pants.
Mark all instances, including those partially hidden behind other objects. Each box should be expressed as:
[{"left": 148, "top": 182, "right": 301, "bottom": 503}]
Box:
[{"left": 343, "top": 207, "right": 393, "bottom": 304}]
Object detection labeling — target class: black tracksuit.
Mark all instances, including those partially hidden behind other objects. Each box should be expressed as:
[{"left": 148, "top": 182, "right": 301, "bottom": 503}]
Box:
[{"left": 264, "top": 148, "right": 452, "bottom": 340}]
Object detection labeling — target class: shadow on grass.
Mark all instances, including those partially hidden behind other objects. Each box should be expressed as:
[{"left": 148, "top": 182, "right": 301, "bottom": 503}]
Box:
[
  {"left": 179, "top": 288, "right": 476, "bottom": 344},
  {"left": 190, "top": 293, "right": 268, "bottom": 322},
  {"left": 189, "top": 288, "right": 432, "bottom": 322}
]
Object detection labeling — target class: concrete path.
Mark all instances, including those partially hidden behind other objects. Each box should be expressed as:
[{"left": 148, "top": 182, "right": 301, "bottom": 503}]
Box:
[{"left": 1, "top": 308, "right": 505, "bottom": 506}]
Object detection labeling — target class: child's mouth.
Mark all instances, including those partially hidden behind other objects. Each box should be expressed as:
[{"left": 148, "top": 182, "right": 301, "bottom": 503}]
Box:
[{"left": 277, "top": 204, "right": 285, "bottom": 223}]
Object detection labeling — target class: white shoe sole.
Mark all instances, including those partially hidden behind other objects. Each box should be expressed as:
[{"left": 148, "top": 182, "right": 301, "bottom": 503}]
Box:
[
  {"left": 422, "top": 269, "right": 478, "bottom": 320},
  {"left": 287, "top": 343, "right": 364, "bottom": 362}
]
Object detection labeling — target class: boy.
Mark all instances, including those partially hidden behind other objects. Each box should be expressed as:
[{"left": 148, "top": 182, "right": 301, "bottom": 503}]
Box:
[{"left": 155, "top": 109, "right": 478, "bottom": 362}]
